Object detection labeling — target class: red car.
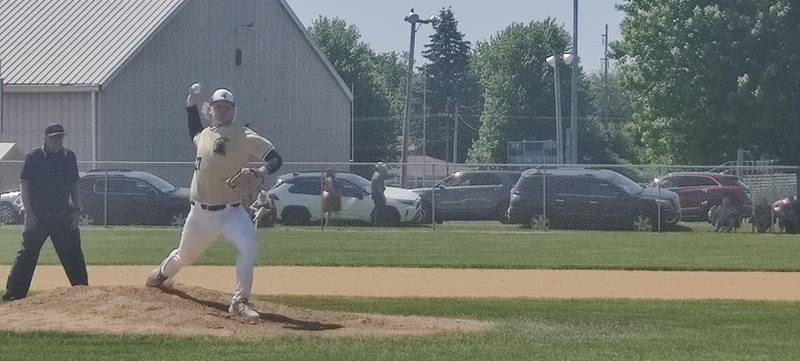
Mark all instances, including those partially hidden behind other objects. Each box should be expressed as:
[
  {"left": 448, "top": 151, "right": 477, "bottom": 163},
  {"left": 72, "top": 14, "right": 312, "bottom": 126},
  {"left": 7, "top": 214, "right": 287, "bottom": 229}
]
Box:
[{"left": 651, "top": 172, "right": 752, "bottom": 221}]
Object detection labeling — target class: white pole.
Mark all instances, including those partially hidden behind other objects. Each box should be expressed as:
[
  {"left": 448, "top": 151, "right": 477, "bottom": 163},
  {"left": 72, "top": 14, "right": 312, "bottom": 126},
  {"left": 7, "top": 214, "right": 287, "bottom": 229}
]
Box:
[
  {"left": 552, "top": 53, "right": 563, "bottom": 164},
  {"left": 423, "top": 71, "right": 427, "bottom": 162},
  {"left": 570, "top": 0, "right": 579, "bottom": 164}
]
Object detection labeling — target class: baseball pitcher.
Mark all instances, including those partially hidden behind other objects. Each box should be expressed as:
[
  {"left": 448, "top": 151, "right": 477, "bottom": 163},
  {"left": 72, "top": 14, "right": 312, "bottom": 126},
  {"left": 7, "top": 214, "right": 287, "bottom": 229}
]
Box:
[{"left": 146, "top": 84, "right": 282, "bottom": 319}]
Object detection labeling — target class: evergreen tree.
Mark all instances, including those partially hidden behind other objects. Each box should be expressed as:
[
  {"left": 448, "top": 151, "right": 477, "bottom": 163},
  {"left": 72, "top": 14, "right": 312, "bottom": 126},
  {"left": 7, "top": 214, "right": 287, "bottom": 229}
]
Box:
[{"left": 416, "top": 7, "right": 481, "bottom": 162}]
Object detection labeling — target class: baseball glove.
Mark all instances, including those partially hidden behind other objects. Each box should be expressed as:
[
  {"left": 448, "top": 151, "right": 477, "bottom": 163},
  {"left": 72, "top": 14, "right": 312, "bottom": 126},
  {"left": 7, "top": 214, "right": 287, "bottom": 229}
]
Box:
[{"left": 226, "top": 168, "right": 264, "bottom": 198}]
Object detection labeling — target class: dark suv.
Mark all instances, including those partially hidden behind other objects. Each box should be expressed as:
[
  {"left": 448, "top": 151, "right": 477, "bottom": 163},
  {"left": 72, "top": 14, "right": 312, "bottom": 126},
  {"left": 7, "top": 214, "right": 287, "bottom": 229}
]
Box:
[
  {"left": 650, "top": 172, "right": 752, "bottom": 221},
  {"left": 508, "top": 168, "right": 680, "bottom": 230},
  {"left": 76, "top": 170, "right": 190, "bottom": 226},
  {"left": 411, "top": 171, "right": 521, "bottom": 223}
]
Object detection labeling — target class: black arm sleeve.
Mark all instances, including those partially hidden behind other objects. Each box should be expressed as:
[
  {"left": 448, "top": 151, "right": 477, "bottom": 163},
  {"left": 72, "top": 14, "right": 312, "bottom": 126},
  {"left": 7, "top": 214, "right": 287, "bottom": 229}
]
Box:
[
  {"left": 263, "top": 149, "right": 283, "bottom": 175},
  {"left": 187, "top": 106, "right": 203, "bottom": 141}
]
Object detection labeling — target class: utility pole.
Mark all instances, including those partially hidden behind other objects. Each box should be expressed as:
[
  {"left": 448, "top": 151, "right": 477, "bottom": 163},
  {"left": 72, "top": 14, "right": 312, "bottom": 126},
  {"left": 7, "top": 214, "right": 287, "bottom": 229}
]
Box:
[
  {"left": 453, "top": 100, "right": 459, "bottom": 163},
  {"left": 350, "top": 82, "right": 355, "bottom": 162},
  {"left": 401, "top": 9, "right": 436, "bottom": 187},
  {"left": 601, "top": 24, "right": 609, "bottom": 124},
  {"left": 569, "top": 0, "right": 579, "bottom": 164},
  {"left": 422, "top": 71, "right": 427, "bottom": 162}
]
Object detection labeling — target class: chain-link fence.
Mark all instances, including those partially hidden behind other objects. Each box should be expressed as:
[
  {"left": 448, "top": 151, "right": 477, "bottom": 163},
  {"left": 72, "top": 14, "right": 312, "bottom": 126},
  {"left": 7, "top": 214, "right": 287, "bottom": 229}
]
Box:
[{"left": 0, "top": 160, "right": 797, "bottom": 233}]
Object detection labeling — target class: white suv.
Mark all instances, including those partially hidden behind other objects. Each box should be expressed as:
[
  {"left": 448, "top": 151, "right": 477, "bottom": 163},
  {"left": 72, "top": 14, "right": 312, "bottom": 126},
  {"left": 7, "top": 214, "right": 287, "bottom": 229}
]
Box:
[{"left": 267, "top": 172, "right": 420, "bottom": 225}]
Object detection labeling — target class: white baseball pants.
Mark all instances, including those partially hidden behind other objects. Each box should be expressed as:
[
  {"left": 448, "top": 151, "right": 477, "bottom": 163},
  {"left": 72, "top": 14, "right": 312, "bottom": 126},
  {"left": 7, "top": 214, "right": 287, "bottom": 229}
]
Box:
[{"left": 158, "top": 203, "right": 259, "bottom": 303}]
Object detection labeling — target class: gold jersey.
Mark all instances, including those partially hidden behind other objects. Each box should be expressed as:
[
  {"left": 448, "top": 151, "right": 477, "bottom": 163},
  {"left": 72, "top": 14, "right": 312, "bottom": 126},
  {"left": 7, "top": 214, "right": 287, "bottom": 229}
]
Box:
[{"left": 190, "top": 124, "right": 274, "bottom": 204}]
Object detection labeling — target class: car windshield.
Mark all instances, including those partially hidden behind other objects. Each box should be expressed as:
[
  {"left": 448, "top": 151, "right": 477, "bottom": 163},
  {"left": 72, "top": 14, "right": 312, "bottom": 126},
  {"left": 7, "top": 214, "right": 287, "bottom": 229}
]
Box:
[
  {"left": 608, "top": 172, "right": 644, "bottom": 194},
  {"left": 138, "top": 173, "right": 178, "bottom": 193}
]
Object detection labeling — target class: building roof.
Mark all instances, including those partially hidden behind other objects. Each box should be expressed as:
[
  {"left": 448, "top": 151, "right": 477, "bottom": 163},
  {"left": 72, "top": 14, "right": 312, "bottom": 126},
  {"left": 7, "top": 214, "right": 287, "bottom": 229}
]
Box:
[
  {"left": 0, "top": 0, "right": 185, "bottom": 86},
  {"left": 0, "top": 0, "right": 353, "bottom": 99}
]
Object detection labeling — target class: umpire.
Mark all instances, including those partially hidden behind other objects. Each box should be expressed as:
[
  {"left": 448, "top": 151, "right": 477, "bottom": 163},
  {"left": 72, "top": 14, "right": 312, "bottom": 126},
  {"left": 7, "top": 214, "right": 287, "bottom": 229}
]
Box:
[{"left": 2, "top": 123, "right": 87, "bottom": 301}]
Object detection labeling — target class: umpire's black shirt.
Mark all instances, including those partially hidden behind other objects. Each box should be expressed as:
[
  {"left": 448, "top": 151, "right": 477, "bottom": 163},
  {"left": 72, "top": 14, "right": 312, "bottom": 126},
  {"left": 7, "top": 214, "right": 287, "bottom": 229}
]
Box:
[{"left": 20, "top": 146, "right": 79, "bottom": 218}]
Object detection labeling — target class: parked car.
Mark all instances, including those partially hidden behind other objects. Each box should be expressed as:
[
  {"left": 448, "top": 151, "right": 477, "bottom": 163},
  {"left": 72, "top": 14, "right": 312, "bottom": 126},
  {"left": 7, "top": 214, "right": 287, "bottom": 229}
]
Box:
[
  {"left": 267, "top": 172, "right": 420, "bottom": 225},
  {"left": 411, "top": 171, "right": 521, "bottom": 223},
  {"left": 0, "top": 190, "right": 23, "bottom": 224},
  {"left": 508, "top": 168, "right": 681, "bottom": 231},
  {"left": 772, "top": 196, "right": 800, "bottom": 234},
  {"left": 76, "top": 170, "right": 190, "bottom": 226},
  {"left": 650, "top": 172, "right": 752, "bottom": 221}
]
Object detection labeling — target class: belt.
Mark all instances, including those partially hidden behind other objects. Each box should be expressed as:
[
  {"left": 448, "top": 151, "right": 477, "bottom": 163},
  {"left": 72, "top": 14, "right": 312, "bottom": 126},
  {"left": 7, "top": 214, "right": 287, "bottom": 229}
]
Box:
[{"left": 190, "top": 200, "right": 240, "bottom": 211}]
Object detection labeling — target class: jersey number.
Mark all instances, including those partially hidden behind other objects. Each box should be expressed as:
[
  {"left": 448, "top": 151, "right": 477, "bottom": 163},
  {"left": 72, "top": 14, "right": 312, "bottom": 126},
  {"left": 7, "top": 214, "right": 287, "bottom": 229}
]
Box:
[{"left": 194, "top": 157, "right": 202, "bottom": 170}]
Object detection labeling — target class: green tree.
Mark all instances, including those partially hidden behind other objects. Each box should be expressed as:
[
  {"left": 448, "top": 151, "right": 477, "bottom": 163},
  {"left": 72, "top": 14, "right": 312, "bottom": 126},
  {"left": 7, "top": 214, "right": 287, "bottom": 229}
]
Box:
[
  {"left": 616, "top": 0, "right": 800, "bottom": 164},
  {"left": 582, "top": 71, "right": 637, "bottom": 164},
  {"left": 308, "top": 16, "right": 401, "bottom": 163},
  {"left": 415, "top": 7, "right": 481, "bottom": 162},
  {"left": 468, "top": 19, "right": 591, "bottom": 164}
]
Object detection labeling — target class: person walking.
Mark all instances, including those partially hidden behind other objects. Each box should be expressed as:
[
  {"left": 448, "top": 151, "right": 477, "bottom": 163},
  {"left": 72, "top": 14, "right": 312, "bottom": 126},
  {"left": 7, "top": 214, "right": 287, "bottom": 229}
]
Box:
[
  {"left": 146, "top": 84, "right": 282, "bottom": 320},
  {"left": 3, "top": 124, "right": 87, "bottom": 301},
  {"left": 370, "top": 162, "right": 388, "bottom": 225}
]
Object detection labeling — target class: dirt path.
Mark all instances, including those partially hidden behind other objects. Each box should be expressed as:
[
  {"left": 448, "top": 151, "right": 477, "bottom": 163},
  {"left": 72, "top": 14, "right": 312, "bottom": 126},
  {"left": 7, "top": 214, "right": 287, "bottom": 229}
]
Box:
[{"left": 3, "top": 266, "right": 800, "bottom": 301}]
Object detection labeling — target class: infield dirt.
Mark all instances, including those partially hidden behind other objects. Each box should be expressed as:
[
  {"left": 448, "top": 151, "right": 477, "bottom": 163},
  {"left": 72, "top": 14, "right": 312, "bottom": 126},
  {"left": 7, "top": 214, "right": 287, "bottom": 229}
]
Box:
[{"left": 0, "top": 285, "right": 491, "bottom": 339}]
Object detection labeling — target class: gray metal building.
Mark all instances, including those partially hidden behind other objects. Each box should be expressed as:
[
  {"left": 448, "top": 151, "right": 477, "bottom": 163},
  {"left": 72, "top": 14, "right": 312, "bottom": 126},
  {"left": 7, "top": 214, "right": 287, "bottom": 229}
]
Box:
[{"left": 0, "top": 0, "right": 352, "bottom": 173}]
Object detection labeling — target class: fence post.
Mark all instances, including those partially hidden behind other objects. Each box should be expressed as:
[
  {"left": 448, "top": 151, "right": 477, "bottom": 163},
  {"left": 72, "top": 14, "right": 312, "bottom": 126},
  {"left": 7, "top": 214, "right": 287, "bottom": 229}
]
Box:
[
  {"left": 657, "top": 181, "right": 662, "bottom": 233},
  {"left": 431, "top": 163, "right": 436, "bottom": 231},
  {"left": 541, "top": 166, "right": 547, "bottom": 231},
  {"left": 320, "top": 163, "right": 325, "bottom": 230},
  {"left": 103, "top": 168, "right": 108, "bottom": 228}
]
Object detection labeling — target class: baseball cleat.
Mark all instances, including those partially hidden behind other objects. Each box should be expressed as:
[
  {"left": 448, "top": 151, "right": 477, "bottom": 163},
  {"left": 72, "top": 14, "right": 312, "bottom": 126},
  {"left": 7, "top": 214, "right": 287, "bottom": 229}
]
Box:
[
  {"left": 145, "top": 268, "right": 169, "bottom": 288},
  {"left": 229, "top": 298, "right": 260, "bottom": 320}
]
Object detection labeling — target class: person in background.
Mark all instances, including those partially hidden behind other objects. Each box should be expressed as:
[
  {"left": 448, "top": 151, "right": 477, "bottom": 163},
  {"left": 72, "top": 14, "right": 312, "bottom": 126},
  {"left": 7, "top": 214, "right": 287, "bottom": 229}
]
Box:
[
  {"left": 370, "top": 162, "right": 388, "bottom": 225},
  {"left": 710, "top": 197, "right": 740, "bottom": 233},
  {"left": 250, "top": 190, "right": 275, "bottom": 229},
  {"left": 322, "top": 169, "right": 342, "bottom": 227}
]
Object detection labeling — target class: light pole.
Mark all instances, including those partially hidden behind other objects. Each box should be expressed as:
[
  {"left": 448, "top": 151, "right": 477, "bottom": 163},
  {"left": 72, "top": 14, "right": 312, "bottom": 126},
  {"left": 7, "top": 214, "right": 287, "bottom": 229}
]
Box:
[
  {"left": 546, "top": 53, "right": 576, "bottom": 164},
  {"left": 400, "top": 9, "right": 437, "bottom": 188},
  {"left": 546, "top": 53, "right": 564, "bottom": 164}
]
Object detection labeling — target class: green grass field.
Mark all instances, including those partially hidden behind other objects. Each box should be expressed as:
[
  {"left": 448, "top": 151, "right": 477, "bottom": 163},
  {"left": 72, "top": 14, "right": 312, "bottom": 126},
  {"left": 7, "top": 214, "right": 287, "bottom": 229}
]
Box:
[
  {"left": 2, "top": 224, "right": 799, "bottom": 360},
  {"left": 1, "top": 296, "right": 799, "bottom": 361},
  {"left": 1, "top": 224, "right": 798, "bottom": 271}
]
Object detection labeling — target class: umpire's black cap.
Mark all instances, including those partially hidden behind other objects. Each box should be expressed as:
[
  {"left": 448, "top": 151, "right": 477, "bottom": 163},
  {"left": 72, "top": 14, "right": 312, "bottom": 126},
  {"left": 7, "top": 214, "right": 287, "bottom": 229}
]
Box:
[{"left": 44, "top": 123, "right": 67, "bottom": 137}]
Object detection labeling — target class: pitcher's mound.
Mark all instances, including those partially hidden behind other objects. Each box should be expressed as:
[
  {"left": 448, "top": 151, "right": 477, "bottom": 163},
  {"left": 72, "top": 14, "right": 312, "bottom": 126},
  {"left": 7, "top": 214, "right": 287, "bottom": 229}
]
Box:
[{"left": 0, "top": 285, "right": 491, "bottom": 339}]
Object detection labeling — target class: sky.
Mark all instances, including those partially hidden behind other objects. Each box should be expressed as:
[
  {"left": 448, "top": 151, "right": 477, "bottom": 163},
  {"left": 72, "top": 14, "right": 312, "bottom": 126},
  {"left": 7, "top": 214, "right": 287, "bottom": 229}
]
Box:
[{"left": 286, "top": 0, "right": 625, "bottom": 72}]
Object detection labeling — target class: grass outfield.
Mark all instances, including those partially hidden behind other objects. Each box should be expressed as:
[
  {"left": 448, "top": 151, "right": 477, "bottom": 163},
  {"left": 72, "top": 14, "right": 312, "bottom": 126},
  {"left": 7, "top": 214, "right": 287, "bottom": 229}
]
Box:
[
  {"left": 1, "top": 224, "right": 799, "bottom": 271},
  {"left": 1, "top": 296, "right": 799, "bottom": 361}
]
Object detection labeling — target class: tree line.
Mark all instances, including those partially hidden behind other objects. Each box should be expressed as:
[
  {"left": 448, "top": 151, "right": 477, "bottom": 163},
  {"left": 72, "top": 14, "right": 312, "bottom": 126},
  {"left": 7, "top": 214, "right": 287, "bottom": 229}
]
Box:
[{"left": 309, "top": 1, "right": 799, "bottom": 166}]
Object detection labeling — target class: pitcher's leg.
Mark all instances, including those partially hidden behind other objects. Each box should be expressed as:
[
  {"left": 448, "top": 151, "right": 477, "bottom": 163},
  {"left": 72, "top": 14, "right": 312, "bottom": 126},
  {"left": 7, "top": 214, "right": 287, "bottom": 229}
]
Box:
[
  {"left": 220, "top": 206, "right": 259, "bottom": 302},
  {"left": 160, "top": 207, "right": 219, "bottom": 278}
]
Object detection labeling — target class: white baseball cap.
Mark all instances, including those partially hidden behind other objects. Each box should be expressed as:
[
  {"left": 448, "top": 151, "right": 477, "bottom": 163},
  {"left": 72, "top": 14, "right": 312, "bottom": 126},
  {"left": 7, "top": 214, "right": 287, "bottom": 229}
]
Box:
[{"left": 211, "top": 88, "right": 235, "bottom": 104}]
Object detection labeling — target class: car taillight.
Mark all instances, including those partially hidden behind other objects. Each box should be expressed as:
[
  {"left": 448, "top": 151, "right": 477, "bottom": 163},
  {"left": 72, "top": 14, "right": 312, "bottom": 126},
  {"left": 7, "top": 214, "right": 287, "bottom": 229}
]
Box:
[{"left": 268, "top": 193, "right": 279, "bottom": 201}]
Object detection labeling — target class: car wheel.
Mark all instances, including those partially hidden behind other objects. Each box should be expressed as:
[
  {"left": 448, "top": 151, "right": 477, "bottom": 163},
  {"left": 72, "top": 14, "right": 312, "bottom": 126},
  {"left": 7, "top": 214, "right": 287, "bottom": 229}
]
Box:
[
  {"left": 529, "top": 215, "right": 550, "bottom": 230},
  {"left": 79, "top": 214, "right": 95, "bottom": 226},
  {"left": 418, "top": 201, "right": 433, "bottom": 223},
  {"left": 0, "top": 202, "right": 18, "bottom": 224},
  {"left": 495, "top": 202, "right": 511, "bottom": 224},
  {"left": 632, "top": 214, "right": 654, "bottom": 232},
  {"left": 384, "top": 207, "right": 402, "bottom": 226},
  {"left": 281, "top": 206, "right": 311, "bottom": 226},
  {"left": 171, "top": 212, "right": 188, "bottom": 226},
  {"left": 784, "top": 220, "right": 798, "bottom": 234}
]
